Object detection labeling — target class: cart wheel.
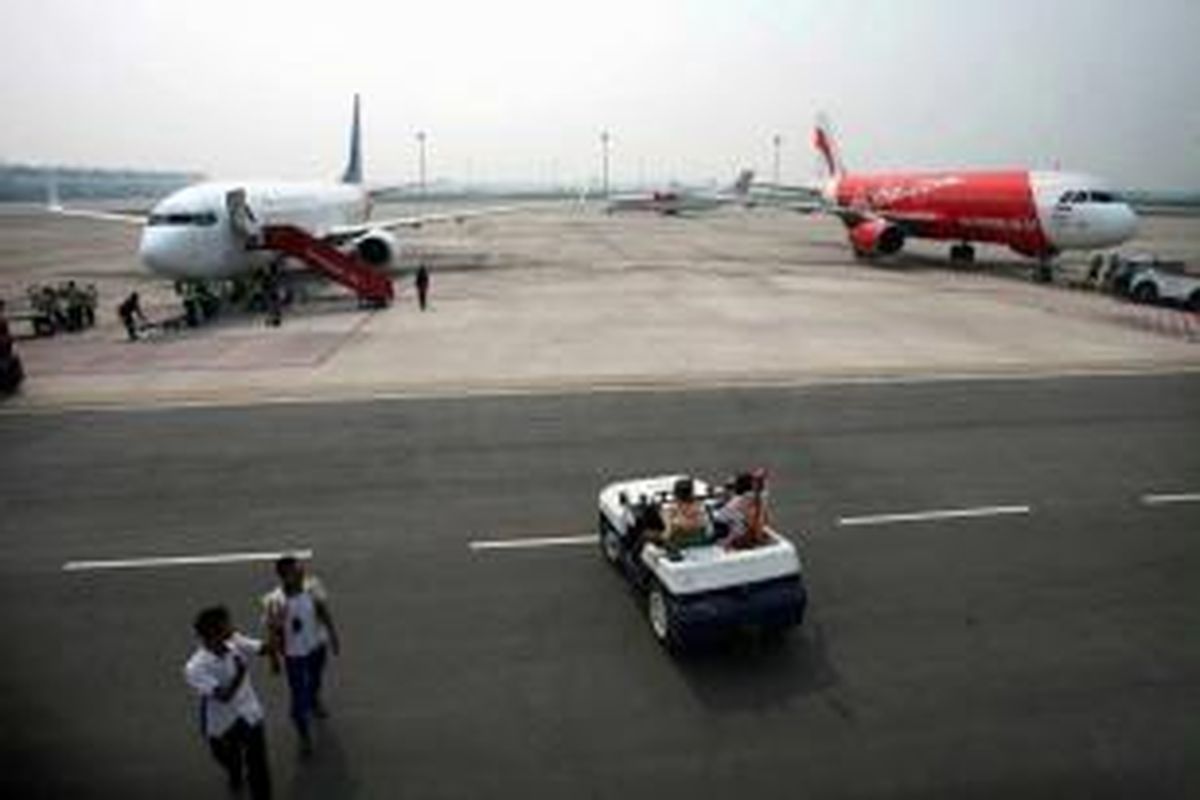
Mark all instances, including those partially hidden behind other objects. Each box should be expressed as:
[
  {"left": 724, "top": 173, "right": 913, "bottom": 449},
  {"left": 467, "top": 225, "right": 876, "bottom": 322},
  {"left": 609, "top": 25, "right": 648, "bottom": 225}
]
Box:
[
  {"left": 648, "top": 582, "right": 680, "bottom": 650},
  {"left": 599, "top": 515, "right": 622, "bottom": 566}
]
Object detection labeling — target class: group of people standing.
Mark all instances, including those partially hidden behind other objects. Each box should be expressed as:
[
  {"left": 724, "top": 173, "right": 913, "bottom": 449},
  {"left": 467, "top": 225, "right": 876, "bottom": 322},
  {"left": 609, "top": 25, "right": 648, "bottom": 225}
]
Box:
[
  {"left": 183, "top": 556, "right": 341, "bottom": 799},
  {"left": 28, "top": 281, "right": 98, "bottom": 335}
]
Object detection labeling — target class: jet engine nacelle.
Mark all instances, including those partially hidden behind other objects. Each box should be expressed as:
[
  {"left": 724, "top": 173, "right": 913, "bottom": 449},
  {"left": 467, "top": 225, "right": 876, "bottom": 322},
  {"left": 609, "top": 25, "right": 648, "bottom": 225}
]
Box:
[
  {"left": 848, "top": 218, "right": 905, "bottom": 257},
  {"left": 351, "top": 229, "right": 398, "bottom": 266}
]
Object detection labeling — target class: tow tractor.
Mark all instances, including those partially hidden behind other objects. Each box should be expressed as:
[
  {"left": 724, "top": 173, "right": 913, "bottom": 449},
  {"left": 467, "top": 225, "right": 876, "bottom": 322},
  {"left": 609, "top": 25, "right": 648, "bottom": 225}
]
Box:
[{"left": 598, "top": 474, "right": 807, "bottom": 651}]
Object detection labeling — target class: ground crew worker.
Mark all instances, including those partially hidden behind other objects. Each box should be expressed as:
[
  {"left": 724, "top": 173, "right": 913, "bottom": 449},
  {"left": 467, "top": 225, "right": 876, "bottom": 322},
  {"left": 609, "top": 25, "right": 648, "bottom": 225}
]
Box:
[
  {"left": 184, "top": 605, "right": 274, "bottom": 799},
  {"left": 64, "top": 281, "right": 85, "bottom": 331},
  {"left": 415, "top": 265, "right": 430, "bottom": 311},
  {"left": 117, "top": 291, "right": 146, "bottom": 341},
  {"left": 83, "top": 283, "right": 98, "bottom": 327},
  {"left": 0, "top": 298, "right": 12, "bottom": 358},
  {"left": 41, "top": 286, "right": 66, "bottom": 332},
  {"left": 0, "top": 298, "right": 24, "bottom": 394},
  {"left": 262, "top": 556, "right": 340, "bottom": 757}
]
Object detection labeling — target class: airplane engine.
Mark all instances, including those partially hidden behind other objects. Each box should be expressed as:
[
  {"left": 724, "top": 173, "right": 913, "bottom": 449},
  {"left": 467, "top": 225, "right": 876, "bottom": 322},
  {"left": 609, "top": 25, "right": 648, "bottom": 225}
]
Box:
[
  {"left": 848, "top": 219, "right": 905, "bottom": 257},
  {"left": 351, "top": 229, "right": 398, "bottom": 266}
]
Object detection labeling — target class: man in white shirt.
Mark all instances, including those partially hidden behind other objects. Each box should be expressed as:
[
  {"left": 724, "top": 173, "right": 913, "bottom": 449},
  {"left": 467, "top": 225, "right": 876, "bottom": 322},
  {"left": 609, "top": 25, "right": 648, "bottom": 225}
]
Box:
[
  {"left": 184, "top": 605, "right": 272, "bottom": 799},
  {"left": 263, "top": 556, "right": 341, "bottom": 755}
]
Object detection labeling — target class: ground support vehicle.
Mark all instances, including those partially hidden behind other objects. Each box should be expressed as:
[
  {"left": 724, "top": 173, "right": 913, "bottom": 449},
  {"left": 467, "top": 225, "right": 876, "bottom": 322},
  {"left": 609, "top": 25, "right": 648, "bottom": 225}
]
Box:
[
  {"left": 1128, "top": 264, "right": 1200, "bottom": 310},
  {"left": 598, "top": 474, "right": 807, "bottom": 651}
]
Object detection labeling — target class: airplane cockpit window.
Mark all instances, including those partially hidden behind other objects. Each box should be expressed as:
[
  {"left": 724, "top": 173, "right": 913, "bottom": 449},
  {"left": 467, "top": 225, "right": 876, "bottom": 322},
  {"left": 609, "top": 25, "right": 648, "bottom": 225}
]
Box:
[
  {"left": 147, "top": 211, "right": 219, "bottom": 227},
  {"left": 1060, "top": 190, "right": 1121, "bottom": 206}
]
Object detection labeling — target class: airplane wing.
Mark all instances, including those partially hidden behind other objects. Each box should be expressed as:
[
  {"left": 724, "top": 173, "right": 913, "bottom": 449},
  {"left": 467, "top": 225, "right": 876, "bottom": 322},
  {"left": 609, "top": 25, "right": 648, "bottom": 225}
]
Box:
[
  {"left": 825, "top": 205, "right": 947, "bottom": 232},
  {"left": 49, "top": 206, "right": 147, "bottom": 225},
  {"left": 326, "top": 203, "right": 541, "bottom": 238},
  {"left": 46, "top": 175, "right": 147, "bottom": 225}
]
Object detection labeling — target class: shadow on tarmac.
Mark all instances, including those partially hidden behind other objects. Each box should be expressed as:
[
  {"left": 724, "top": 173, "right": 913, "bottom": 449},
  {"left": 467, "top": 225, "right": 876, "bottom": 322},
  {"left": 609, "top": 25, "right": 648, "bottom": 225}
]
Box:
[
  {"left": 669, "top": 617, "right": 845, "bottom": 718},
  {"left": 288, "top": 724, "right": 361, "bottom": 800}
]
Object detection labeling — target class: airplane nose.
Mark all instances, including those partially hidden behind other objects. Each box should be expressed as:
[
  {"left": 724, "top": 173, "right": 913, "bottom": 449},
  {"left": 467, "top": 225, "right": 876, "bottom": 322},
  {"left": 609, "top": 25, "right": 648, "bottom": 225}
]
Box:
[
  {"left": 138, "top": 228, "right": 170, "bottom": 274},
  {"left": 1119, "top": 204, "right": 1139, "bottom": 241},
  {"left": 139, "top": 227, "right": 188, "bottom": 276}
]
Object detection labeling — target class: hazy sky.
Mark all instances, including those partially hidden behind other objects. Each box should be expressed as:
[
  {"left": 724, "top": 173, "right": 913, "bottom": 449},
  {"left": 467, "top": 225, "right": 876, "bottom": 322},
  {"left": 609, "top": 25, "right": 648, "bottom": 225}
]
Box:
[{"left": 2, "top": 0, "right": 1198, "bottom": 189}]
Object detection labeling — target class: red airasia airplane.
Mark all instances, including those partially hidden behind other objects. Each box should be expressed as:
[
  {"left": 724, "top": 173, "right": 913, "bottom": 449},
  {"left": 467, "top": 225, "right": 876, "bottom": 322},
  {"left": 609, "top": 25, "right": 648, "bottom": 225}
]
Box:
[{"left": 800, "top": 117, "right": 1138, "bottom": 281}]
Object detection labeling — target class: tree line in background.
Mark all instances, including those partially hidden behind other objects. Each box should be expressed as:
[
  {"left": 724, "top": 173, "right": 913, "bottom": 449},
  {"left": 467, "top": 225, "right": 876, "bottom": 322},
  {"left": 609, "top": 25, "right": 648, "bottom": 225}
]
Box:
[{"left": 0, "top": 164, "right": 203, "bottom": 202}]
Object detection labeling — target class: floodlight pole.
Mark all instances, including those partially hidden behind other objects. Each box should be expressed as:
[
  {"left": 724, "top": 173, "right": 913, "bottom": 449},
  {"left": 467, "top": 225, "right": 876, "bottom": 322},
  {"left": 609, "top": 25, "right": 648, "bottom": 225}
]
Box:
[
  {"left": 417, "top": 130, "right": 428, "bottom": 200},
  {"left": 601, "top": 130, "right": 611, "bottom": 199},
  {"left": 772, "top": 133, "right": 782, "bottom": 186}
]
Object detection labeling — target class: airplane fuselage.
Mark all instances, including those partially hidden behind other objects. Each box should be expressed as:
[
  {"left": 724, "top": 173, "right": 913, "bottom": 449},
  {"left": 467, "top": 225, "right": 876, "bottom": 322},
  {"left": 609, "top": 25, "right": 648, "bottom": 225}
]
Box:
[
  {"left": 606, "top": 191, "right": 725, "bottom": 216},
  {"left": 823, "top": 170, "right": 1137, "bottom": 258},
  {"left": 139, "top": 181, "right": 371, "bottom": 279}
]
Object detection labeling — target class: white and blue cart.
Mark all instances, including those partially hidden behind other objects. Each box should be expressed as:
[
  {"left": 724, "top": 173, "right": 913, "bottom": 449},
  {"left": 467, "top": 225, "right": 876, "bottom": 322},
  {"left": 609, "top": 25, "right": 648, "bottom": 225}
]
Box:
[{"left": 598, "top": 474, "right": 807, "bottom": 651}]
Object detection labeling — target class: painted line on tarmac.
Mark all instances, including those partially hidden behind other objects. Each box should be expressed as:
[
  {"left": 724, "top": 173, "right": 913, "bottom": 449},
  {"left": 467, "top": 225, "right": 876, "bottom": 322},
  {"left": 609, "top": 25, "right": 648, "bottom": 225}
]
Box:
[
  {"left": 837, "top": 505, "right": 1031, "bottom": 528},
  {"left": 63, "top": 548, "right": 313, "bottom": 572},
  {"left": 469, "top": 535, "right": 594, "bottom": 552},
  {"left": 1141, "top": 492, "right": 1200, "bottom": 506}
]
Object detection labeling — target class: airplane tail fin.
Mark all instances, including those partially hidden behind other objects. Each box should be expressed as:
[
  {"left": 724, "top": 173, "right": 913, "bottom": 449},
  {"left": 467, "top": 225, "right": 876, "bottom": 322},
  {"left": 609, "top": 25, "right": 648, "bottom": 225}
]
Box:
[
  {"left": 341, "top": 94, "right": 363, "bottom": 185},
  {"left": 813, "top": 113, "right": 845, "bottom": 178}
]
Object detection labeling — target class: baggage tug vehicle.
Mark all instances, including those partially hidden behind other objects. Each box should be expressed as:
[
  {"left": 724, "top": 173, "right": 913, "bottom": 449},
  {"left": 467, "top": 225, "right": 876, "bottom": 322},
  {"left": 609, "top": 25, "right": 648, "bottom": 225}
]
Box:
[{"left": 598, "top": 474, "right": 807, "bottom": 651}]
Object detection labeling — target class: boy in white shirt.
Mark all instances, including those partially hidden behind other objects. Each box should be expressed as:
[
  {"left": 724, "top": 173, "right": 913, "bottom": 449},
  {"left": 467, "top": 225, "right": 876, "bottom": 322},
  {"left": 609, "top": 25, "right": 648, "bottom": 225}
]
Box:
[
  {"left": 262, "top": 556, "right": 341, "bottom": 755},
  {"left": 184, "top": 605, "right": 272, "bottom": 798}
]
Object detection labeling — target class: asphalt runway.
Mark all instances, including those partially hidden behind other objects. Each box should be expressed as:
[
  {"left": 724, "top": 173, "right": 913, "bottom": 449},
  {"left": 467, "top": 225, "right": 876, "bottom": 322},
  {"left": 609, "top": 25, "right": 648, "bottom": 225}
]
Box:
[{"left": 1, "top": 373, "right": 1198, "bottom": 798}]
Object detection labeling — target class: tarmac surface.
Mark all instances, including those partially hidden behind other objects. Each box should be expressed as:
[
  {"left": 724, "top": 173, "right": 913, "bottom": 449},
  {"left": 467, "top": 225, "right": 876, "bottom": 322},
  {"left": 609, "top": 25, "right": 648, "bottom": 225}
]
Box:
[
  {"left": 0, "top": 202, "right": 1198, "bottom": 798},
  {"left": 0, "top": 203, "right": 1197, "bottom": 408},
  {"left": 0, "top": 374, "right": 1198, "bottom": 798}
]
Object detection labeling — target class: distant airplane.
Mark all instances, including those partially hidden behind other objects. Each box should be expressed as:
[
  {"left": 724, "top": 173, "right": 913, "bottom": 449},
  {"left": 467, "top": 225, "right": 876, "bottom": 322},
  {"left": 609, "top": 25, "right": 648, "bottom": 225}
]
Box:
[
  {"left": 605, "top": 169, "right": 754, "bottom": 216},
  {"left": 760, "top": 116, "right": 1138, "bottom": 281},
  {"left": 50, "top": 95, "right": 522, "bottom": 305}
]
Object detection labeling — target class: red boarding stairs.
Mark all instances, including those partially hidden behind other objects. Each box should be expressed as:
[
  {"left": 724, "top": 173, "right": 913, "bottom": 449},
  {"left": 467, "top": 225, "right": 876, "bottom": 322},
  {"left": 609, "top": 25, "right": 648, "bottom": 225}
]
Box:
[{"left": 256, "top": 225, "right": 394, "bottom": 306}]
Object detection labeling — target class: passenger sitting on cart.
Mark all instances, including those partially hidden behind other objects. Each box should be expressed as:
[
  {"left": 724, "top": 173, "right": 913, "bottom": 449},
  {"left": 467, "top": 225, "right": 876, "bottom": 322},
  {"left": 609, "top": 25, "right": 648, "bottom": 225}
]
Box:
[
  {"left": 714, "top": 470, "right": 771, "bottom": 550},
  {"left": 658, "top": 477, "right": 712, "bottom": 552}
]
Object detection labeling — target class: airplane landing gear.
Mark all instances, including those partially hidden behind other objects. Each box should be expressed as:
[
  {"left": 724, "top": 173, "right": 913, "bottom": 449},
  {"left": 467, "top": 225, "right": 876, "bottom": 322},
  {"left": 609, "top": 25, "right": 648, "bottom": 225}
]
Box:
[
  {"left": 1034, "top": 260, "right": 1054, "bottom": 284},
  {"left": 175, "top": 279, "right": 221, "bottom": 327},
  {"left": 949, "top": 243, "right": 975, "bottom": 265}
]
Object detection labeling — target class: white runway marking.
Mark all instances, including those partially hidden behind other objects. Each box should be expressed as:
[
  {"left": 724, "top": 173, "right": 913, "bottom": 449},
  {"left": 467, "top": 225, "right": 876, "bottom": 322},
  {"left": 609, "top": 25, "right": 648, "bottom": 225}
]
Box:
[
  {"left": 469, "top": 535, "right": 594, "bottom": 552},
  {"left": 1141, "top": 492, "right": 1200, "bottom": 506},
  {"left": 837, "top": 505, "right": 1031, "bottom": 528},
  {"left": 63, "top": 548, "right": 313, "bottom": 572}
]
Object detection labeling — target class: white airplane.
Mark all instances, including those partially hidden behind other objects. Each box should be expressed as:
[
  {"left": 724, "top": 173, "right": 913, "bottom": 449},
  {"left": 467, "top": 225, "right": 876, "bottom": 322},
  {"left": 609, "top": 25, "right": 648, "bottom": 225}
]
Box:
[
  {"left": 50, "top": 96, "right": 522, "bottom": 303},
  {"left": 605, "top": 169, "right": 755, "bottom": 216}
]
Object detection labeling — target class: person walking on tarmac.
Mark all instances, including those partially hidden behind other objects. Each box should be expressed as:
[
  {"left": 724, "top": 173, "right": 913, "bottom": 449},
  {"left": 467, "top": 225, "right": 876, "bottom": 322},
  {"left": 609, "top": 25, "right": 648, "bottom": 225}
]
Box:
[
  {"left": 0, "top": 298, "right": 25, "bottom": 395},
  {"left": 261, "top": 556, "right": 340, "bottom": 757},
  {"left": 184, "top": 605, "right": 274, "bottom": 799},
  {"left": 415, "top": 264, "right": 430, "bottom": 311},
  {"left": 117, "top": 291, "right": 147, "bottom": 341}
]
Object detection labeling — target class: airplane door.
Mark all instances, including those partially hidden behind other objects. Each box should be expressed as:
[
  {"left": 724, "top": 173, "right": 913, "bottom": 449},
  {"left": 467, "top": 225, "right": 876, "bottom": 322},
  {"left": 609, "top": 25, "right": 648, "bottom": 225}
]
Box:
[{"left": 225, "top": 187, "right": 260, "bottom": 244}]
